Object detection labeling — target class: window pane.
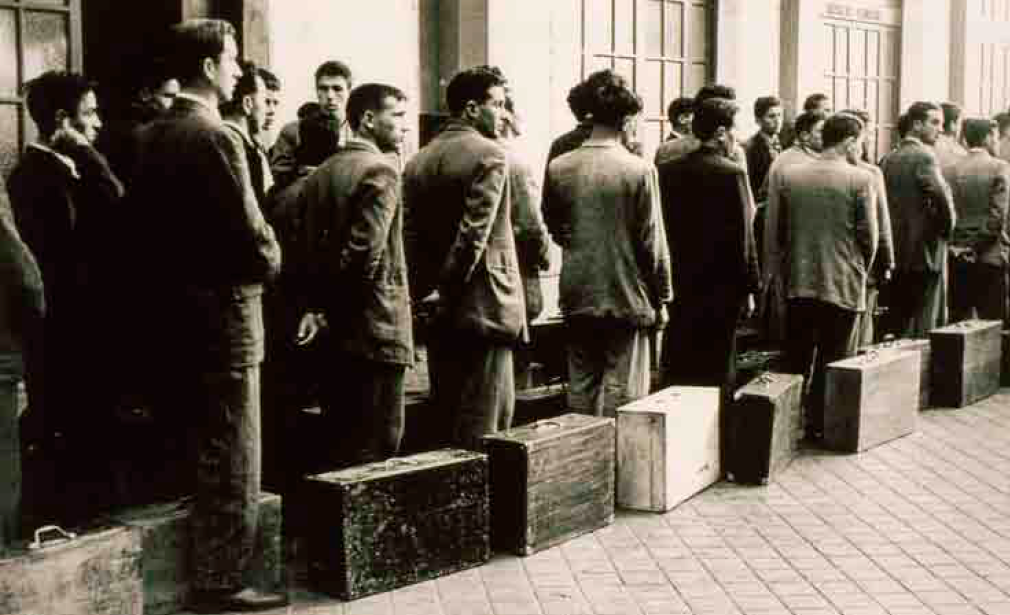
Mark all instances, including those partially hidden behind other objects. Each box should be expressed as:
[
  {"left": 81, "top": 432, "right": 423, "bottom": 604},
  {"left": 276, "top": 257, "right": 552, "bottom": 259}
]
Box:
[
  {"left": 645, "top": 0, "right": 663, "bottom": 57},
  {"left": 881, "top": 29, "right": 899, "bottom": 77},
  {"left": 666, "top": 1, "right": 684, "bottom": 58},
  {"left": 833, "top": 78, "right": 846, "bottom": 111},
  {"left": 665, "top": 62, "right": 684, "bottom": 102},
  {"left": 642, "top": 60, "right": 662, "bottom": 116},
  {"left": 849, "top": 28, "right": 866, "bottom": 76},
  {"left": 865, "top": 81, "right": 878, "bottom": 121},
  {"left": 587, "top": 54, "right": 613, "bottom": 74},
  {"left": 848, "top": 79, "right": 865, "bottom": 110},
  {"left": 878, "top": 80, "right": 897, "bottom": 124},
  {"left": 0, "top": 9, "right": 16, "bottom": 97},
  {"left": 866, "top": 30, "right": 880, "bottom": 77},
  {"left": 834, "top": 27, "right": 848, "bottom": 74},
  {"left": 687, "top": 62, "right": 706, "bottom": 95},
  {"left": 642, "top": 119, "right": 663, "bottom": 160},
  {"left": 615, "top": 0, "right": 634, "bottom": 55},
  {"left": 24, "top": 11, "right": 69, "bottom": 82},
  {"left": 585, "top": 0, "right": 612, "bottom": 53},
  {"left": 688, "top": 3, "right": 707, "bottom": 59},
  {"left": 614, "top": 57, "right": 635, "bottom": 86},
  {"left": 0, "top": 104, "right": 19, "bottom": 179}
]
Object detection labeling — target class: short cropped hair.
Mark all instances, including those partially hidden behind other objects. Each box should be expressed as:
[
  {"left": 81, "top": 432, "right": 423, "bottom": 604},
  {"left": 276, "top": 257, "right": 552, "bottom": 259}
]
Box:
[
  {"left": 941, "top": 102, "right": 962, "bottom": 131},
  {"left": 566, "top": 81, "right": 590, "bottom": 122},
  {"left": 166, "top": 19, "right": 236, "bottom": 86},
  {"left": 896, "top": 113, "right": 912, "bottom": 139},
  {"left": 821, "top": 113, "right": 863, "bottom": 149},
  {"left": 754, "top": 96, "right": 782, "bottom": 120},
  {"left": 346, "top": 83, "right": 407, "bottom": 132},
  {"left": 297, "top": 102, "right": 320, "bottom": 120},
  {"left": 839, "top": 108, "right": 871, "bottom": 127},
  {"left": 446, "top": 66, "right": 506, "bottom": 116},
  {"left": 315, "top": 60, "right": 353, "bottom": 86},
  {"left": 803, "top": 93, "right": 830, "bottom": 111},
  {"left": 794, "top": 110, "right": 828, "bottom": 137},
  {"left": 220, "top": 60, "right": 261, "bottom": 116},
  {"left": 995, "top": 112, "right": 1010, "bottom": 137},
  {"left": 693, "top": 97, "right": 739, "bottom": 141},
  {"left": 258, "top": 67, "right": 280, "bottom": 91},
  {"left": 962, "top": 118, "right": 997, "bottom": 148},
  {"left": 667, "top": 97, "right": 694, "bottom": 124},
  {"left": 24, "top": 70, "right": 96, "bottom": 137},
  {"left": 696, "top": 84, "right": 736, "bottom": 103},
  {"left": 582, "top": 69, "right": 643, "bottom": 130},
  {"left": 906, "top": 101, "right": 941, "bottom": 126}
]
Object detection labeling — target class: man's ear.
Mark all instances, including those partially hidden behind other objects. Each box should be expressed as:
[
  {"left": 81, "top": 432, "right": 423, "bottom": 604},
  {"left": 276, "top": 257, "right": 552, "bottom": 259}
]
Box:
[
  {"left": 362, "top": 109, "right": 375, "bottom": 130},
  {"left": 202, "top": 56, "right": 216, "bottom": 83},
  {"left": 463, "top": 100, "right": 478, "bottom": 120},
  {"left": 242, "top": 94, "right": 254, "bottom": 116}
]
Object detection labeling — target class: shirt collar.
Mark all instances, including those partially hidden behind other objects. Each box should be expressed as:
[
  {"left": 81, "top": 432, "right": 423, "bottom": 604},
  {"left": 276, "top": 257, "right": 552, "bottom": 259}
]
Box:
[
  {"left": 27, "top": 142, "right": 79, "bottom": 179},
  {"left": 902, "top": 135, "right": 925, "bottom": 147},
  {"left": 175, "top": 91, "right": 221, "bottom": 120}
]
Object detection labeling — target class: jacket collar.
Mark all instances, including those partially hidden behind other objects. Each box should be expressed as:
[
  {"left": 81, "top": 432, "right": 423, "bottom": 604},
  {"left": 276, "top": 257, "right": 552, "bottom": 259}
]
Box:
[
  {"left": 223, "top": 119, "right": 254, "bottom": 147},
  {"left": 26, "top": 143, "right": 79, "bottom": 179},
  {"left": 173, "top": 92, "right": 221, "bottom": 121},
  {"left": 344, "top": 138, "right": 383, "bottom": 155},
  {"left": 439, "top": 118, "right": 482, "bottom": 137},
  {"left": 901, "top": 135, "right": 925, "bottom": 148}
]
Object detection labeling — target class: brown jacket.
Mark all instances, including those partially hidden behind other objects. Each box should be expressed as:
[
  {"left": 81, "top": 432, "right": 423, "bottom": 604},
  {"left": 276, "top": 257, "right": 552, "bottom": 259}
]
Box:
[{"left": 944, "top": 148, "right": 1010, "bottom": 267}]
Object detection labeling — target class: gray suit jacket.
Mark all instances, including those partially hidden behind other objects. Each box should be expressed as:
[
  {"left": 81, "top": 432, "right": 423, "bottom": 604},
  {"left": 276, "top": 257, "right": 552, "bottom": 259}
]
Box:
[
  {"left": 780, "top": 158, "right": 878, "bottom": 312},
  {"left": 880, "top": 137, "right": 956, "bottom": 273},
  {"left": 944, "top": 148, "right": 1010, "bottom": 267}
]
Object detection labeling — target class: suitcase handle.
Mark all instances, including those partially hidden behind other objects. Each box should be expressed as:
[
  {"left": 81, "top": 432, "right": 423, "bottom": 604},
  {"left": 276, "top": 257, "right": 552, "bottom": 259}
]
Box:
[
  {"left": 859, "top": 350, "right": 880, "bottom": 364},
  {"left": 383, "top": 457, "right": 421, "bottom": 470},
  {"left": 28, "top": 525, "right": 77, "bottom": 550},
  {"left": 531, "top": 420, "right": 562, "bottom": 430}
]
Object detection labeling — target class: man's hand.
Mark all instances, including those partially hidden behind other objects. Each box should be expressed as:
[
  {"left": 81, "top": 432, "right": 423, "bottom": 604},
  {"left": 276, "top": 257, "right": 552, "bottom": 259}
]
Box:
[
  {"left": 296, "top": 312, "right": 324, "bottom": 346},
  {"left": 745, "top": 294, "right": 756, "bottom": 318},
  {"left": 655, "top": 304, "right": 669, "bottom": 329}
]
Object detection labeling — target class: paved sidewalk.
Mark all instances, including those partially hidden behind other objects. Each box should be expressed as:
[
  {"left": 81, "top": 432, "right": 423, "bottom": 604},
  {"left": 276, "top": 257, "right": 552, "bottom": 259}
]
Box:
[{"left": 207, "top": 391, "right": 1010, "bottom": 615}]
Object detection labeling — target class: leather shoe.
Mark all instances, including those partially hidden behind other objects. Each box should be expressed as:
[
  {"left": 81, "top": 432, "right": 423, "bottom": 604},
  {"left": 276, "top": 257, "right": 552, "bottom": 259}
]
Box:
[{"left": 188, "top": 587, "right": 288, "bottom": 613}]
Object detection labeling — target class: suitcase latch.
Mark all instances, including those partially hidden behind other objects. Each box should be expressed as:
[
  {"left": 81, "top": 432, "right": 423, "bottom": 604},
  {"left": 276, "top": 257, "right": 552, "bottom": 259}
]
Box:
[{"left": 28, "top": 525, "right": 77, "bottom": 550}]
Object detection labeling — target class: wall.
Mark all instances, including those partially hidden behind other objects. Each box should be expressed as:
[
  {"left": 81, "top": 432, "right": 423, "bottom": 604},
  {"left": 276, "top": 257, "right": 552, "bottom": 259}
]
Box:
[
  {"left": 268, "top": 0, "right": 421, "bottom": 154},
  {"left": 717, "top": 0, "right": 782, "bottom": 136},
  {"left": 900, "top": 0, "right": 951, "bottom": 108}
]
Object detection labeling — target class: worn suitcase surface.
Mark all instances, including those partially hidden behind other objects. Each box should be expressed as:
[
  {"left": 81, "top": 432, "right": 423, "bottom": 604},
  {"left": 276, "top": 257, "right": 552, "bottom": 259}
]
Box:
[
  {"left": 860, "top": 337, "right": 931, "bottom": 409},
  {"left": 0, "top": 524, "right": 143, "bottom": 615},
  {"left": 617, "top": 387, "right": 720, "bottom": 512},
  {"left": 109, "top": 492, "right": 282, "bottom": 615},
  {"left": 483, "top": 413, "right": 615, "bottom": 555},
  {"left": 727, "top": 373, "right": 803, "bottom": 485},
  {"left": 304, "top": 449, "right": 489, "bottom": 600},
  {"left": 824, "top": 349, "right": 920, "bottom": 453},
  {"left": 931, "top": 320, "right": 1002, "bottom": 408}
]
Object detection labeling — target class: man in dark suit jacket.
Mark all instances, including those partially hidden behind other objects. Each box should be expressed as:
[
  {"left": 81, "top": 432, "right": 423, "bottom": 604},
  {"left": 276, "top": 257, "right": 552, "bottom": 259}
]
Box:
[
  {"left": 404, "top": 67, "right": 524, "bottom": 450},
  {"left": 296, "top": 83, "right": 413, "bottom": 469},
  {"left": 944, "top": 118, "right": 1010, "bottom": 323},
  {"left": 658, "top": 97, "right": 760, "bottom": 409},
  {"left": 129, "top": 19, "right": 283, "bottom": 613},
  {"left": 779, "top": 114, "right": 878, "bottom": 440},
  {"left": 745, "top": 96, "right": 784, "bottom": 202},
  {"left": 221, "top": 60, "right": 273, "bottom": 208},
  {"left": 881, "top": 101, "right": 956, "bottom": 338}
]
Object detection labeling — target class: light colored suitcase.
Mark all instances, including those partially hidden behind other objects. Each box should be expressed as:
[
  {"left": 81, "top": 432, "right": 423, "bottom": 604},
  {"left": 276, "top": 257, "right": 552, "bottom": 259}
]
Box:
[{"left": 617, "top": 386, "right": 720, "bottom": 512}]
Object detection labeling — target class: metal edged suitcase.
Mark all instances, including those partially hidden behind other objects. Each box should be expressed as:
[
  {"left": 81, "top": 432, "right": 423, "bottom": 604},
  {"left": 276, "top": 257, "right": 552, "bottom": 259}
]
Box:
[
  {"left": 860, "top": 337, "right": 931, "bottom": 409},
  {"left": 931, "top": 320, "right": 1002, "bottom": 407},
  {"left": 727, "top": 373, "right": 803, "bottom": 485},
  {"left": 824, "top": 349, "right": 920, "bottom": 453},
  {"left": 303, "top": 449, "right": 489, "bottom": 600},
  {"left": 483, "top": 413, "right": 615, "bottom": 555},
  {"left": 617, "top": 387, "right": 721, "bottom": 511}
]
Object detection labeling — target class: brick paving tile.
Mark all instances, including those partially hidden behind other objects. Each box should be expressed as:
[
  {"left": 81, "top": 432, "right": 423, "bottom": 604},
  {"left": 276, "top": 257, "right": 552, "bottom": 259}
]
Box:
[{"left": 189, "top": 391, "right": 1010, "bottom": 614}]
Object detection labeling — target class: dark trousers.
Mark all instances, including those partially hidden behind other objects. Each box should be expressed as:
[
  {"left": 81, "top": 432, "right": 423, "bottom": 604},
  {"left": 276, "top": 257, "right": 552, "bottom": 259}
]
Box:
[
  {"left": 883, "top": 269, "right": 946, "bottom": 339},
  {"left": 428, "top": 332, "right": 514, "bottom": 451},
  {"left": 785, "top": 298, "right": 859, "bottom": 437},
  {"left": 318, "top": 351, "right": 406, "bottom": 468},
  {"left": 949, "top": 259, "right": 1007, "bottom": 324},
  {"left": 0, "top": 360, "right": 20, "bottom": 549},
  {"left": 191, "top": 365, "right": 261, "bottom": 592}
]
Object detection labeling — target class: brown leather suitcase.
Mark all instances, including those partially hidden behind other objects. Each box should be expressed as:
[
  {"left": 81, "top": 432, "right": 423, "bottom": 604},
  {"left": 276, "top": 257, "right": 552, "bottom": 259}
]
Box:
[
  {"left": 824, "top": 349, "right": 920, "bottom": 452},
  {"left": 483, "top": 413, "right": 614, "bottom": 555},
  {"left": 930, "top": 320, "right": 1002, "bottom": 408},
  {"left": 304, "top": 449, "right": 489, "bottom": 600},
  {"left": 0, "top": 524, "right": 143, "bottom": 615},
  {"left": 108, "top": 492, "right": 283, "bottom": 615},
  {"left": 727, "top": 373, "right": 803, "bottom": 485},
  {"left": 860, "top": 337, "right": 931, "bottom": 409}
]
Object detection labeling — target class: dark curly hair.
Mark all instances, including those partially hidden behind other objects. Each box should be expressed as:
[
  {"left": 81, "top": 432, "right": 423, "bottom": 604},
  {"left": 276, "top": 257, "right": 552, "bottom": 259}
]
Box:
[{"left": 582, "top": 70, "right": 642, "bottom": 131}]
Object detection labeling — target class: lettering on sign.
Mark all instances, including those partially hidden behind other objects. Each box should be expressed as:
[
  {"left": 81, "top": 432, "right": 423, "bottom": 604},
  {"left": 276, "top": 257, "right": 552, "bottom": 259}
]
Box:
[{"left": 826, "top": 3, "right": 883, "bottom": 22}]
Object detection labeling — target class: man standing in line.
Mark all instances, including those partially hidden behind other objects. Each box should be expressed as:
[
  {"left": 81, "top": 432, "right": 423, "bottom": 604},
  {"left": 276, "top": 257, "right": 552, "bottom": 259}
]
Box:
[
  {"left": 881, "top": 101, "right": 956, "bottom": 338},
  {"left": 222, "top": 60, "right": 273, "bottom": 208},
  {"left": 995, "top": 112, "right": 1010, "bottom": 163},
  {"left": 665, "top": 97, "right": 695, "bottom": 141},
  {"left": 936, "top": 102, "right": 968, "bottom": 170},
  {"left": 404, "top": 67, "right": 524, "bottom": 449},
  {"left": 296, "top": 83, "right": 412, "bottom": 467},
  {"left": 745, "top": 96, "right": 784, "bottom": 202},
  {"left": 840, "top": 109, "right": 895, "bottom": 346},
  {"left": 779, "top": 92, "right": 832, "bottom": 148},
  {"left": 271, "top": 60, "right": 353, "bottom": 188},
  {"left": 779, "top": 113, "right": 877, "bottom": 441},
  {"left": 130, "top": 19, "right": 283, "bottom": 612},
  {"left": 760, "top": 109, "right": 827, "bottom": 343},
  {"left": 945, "top": 118, "right": 1010, "bottom": 323},
  {"left": 257, "top": 67, "right": 281, "bottom": 150},
  {"left": 654, "top": 84, "right": 749, "bottom": 169},
  {"left": 658, "top": 97, "right": 759, "bottom": 413}
]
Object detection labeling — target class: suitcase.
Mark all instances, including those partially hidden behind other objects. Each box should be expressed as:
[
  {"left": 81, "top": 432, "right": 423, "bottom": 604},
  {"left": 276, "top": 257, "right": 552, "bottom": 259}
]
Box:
[
  {"left": 483, "top": 413, "right": 614, "bottom": 555},
  {"left": 108, "top": 492, "right": 283, "bottom": 615},
  {"left": 1001, "top": 330, "right": 1009, "bottom": 387},
  {"left": 824, "top": 349, "right": 920, "bottom": 453},
  {"left": 860, "top": 337, "right": 931, "bottom": 409},
  {"left": 513, "top": 383, "right": 567, "bottom": 426},
  {"left": 0, "top": 524, "right": 143, "bottom": 615},
  {"left": 735, "top": 350, "right": 787, "bottom": 389},
  {"left": 617, "top": 387, "right": 720, "bottom": 512},
  {"left": 726, "top": 373, "right": 803, "bottom": 485},
  {"left": 304, "top": 449, "right": 489, "bottom": 600},
  {"left": 930, "top": 320, "right": 1002, "bottom": 408}
]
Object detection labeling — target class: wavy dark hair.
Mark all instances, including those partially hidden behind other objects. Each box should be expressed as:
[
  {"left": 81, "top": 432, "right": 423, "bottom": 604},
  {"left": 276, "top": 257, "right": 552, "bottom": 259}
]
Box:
[{"left": 582, "top": 70, "right": 642, "bottom": 131}]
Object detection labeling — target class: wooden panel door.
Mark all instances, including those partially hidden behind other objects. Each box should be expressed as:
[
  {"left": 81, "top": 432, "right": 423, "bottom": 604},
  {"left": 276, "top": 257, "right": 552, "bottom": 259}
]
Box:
[
  {"left": 0, "top": 0, "right": 81, "bottom": 179},
  {"left": 580, "top": 0, "right": 713, "bottom": 159},
  {"left": 822, "top": 5, "right": 901, "bottom": 162}
]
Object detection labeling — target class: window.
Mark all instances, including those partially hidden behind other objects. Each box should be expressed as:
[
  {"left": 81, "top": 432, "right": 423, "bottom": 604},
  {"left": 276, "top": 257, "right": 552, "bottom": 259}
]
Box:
[
  {"left": 579, "top": 0, "right": 713, "bottom": 158},
  {"left": 0, "top": 0, "right": 81, "bottom": 179}
]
